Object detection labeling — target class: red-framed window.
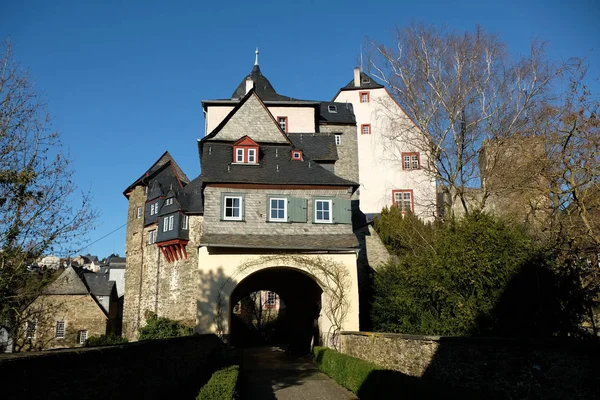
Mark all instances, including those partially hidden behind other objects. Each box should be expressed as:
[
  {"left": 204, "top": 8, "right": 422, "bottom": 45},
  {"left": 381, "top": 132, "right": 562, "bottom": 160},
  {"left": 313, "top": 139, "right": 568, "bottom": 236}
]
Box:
[
  {"left": 401, "top": 152, "right": 421, "bottom": 170},
  {"left": 291, "top": 150, "right": 303, "bottom": 160},
  {"left": 361, "top": 124, "right": 371, "bottom": 135},
  {"left": 232, "top": 136, "right": 259, "bottom": 164},
  {"left": 392, "top": 190, "right": 414, "bottom": 213},
  {"left": 277, "top": 116, "right": 288, "bottom": 133},
  {"left": 359, "top": 91, "right": 370, "bottom": 103}
]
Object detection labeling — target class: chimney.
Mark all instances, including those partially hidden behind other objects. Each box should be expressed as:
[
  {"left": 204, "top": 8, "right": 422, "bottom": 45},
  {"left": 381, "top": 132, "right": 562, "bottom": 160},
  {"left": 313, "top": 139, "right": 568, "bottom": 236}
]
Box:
[
  {"left": 245, "top": 77, "right": 254, "bottom": 94},
  {"left": 354, "top": 67, "right": 361, "bottom": 87}
]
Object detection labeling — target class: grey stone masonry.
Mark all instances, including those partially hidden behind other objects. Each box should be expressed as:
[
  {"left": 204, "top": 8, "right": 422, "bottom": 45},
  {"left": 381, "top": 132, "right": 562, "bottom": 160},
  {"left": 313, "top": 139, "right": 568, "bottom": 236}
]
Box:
[
  {"left": 208, "top": 94, "right": 288, "bottom": 143},
  {"left": 203, "top": 186, "right": 354, "bottom": 236},
  {"left": 319, "top": 124, "right": 359, "bottom": 185}
]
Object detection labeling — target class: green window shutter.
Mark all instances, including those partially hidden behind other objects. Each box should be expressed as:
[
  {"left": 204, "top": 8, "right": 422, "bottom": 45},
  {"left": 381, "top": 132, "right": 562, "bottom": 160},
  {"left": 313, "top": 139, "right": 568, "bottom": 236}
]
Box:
[
  {"left": 333, "top": 198, "right": 352, "bottom": 224},
  {"left": 289, "top": 197, "right": 307, "bottom": 222}
]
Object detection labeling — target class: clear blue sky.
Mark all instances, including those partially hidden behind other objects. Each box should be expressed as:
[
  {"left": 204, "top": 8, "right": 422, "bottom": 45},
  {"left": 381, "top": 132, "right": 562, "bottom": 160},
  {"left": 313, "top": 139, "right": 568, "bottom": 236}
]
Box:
[{"left": 2, "top": 0, "right": 599, "bottom": 259}]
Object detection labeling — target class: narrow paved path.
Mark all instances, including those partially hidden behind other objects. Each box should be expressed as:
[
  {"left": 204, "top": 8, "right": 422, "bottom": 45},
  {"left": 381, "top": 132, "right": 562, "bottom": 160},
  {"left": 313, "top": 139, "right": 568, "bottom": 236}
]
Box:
[{"left": 240, "top": 345, "right": 358, "bottom": 400}]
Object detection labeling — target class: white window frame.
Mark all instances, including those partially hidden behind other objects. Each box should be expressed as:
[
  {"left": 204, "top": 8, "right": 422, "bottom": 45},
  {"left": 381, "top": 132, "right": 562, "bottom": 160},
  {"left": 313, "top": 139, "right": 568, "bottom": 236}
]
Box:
[
  {"left": 148, "top": 229, "right": 157, "bottom": 244},
  {"left": 25, "top": 320, "right": 37, "bottom": 339},
  {"left": 328, "top": 105, "right": 337, "bottom": 113},
  {"left": 360, "top": 92, "right": 369, "bottom": 103},
  {"left": 223, "top": 195, "right": 243, "bottom": 221},
  {"left": 136, "top": 207, "right": 142, "bottom": 218},
  {"left": 278, "top": 116, "right": 287, "bottom": 132},
  {"left": 335, "top": 134, "right": 341, "bottom": 145},
  {"left": 266, "top": 291, "right": 276, "bottom": 307},
  {"left": 393, "top": 191, "right": 413, "bottom": 213},
  {"left": 361, "top": 124, "right": 371, "bottom": 135},
  {"left": 292, "top": 151, "right": 301, "bottom": 160},
  {"left": 236, "top": 148, "right": 244, "bottom": 163},
  {"left": 269, "top": 197, "right": 287, "bottom": 222},
  {"left": 165, "top": 198, "right": 173, "bottom": 206},
  {"left": 248, "top": 148, "right": 256, "bottom": 163},
  {"left": 182, "top": 215, "right": 189, "bottom": 230},
  {"left": 314, "top": 199, "right": 333, "bottom": 223},
  {"left": 78, "top": 330, "right": 88, "bottom": 345},
  {"left": 55, "top": 320, "right": 65, "bottom": 339},
  {"left": 150, "top": 203, "right": 155, "bottom": 215}
]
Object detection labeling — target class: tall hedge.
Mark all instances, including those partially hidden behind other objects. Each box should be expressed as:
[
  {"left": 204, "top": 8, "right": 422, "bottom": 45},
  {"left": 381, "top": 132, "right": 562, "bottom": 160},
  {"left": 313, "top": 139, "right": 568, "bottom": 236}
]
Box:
[{"left": 372, "top": 210, "right": 585, "bottom": 337}]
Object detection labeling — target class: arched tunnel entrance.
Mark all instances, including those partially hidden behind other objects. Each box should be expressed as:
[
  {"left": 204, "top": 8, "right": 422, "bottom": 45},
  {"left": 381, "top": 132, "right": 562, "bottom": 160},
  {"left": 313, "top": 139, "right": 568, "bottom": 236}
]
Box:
[{"left": 229, "top": 267, "right": 323, "bottom": 353}]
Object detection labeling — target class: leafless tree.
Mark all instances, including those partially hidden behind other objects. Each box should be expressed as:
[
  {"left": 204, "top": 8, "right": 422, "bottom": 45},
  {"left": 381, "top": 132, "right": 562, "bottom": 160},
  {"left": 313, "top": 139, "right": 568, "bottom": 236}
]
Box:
[
  {"left": 367, "top": 23, "right": 573, "bottom": 217},
  {"left": 0, "top": 41, "right": 96, "bottom": 351}
]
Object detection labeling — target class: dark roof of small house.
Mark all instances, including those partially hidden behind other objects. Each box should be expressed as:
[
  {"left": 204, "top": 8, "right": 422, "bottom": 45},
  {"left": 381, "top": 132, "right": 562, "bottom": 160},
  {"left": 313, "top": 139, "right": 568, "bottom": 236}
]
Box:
[
  {"left": 83, "top": 273, "right": 115, "bottom": 297},
  {"left": 123, "top": 151, "right": 190, "bottom": 197},
  {"left": 178, "top": 176, "right": 204, "bottom": 214},
  {"left": 105, "top": 255, "right": 126, "bottom": 266},
  {"left": 318, "top": 102, "right": 356, "bottom": 124},
  {"left": 200, "top": 234, "right": 359, "bottom": 250},
  {"left": 157, "top": 194, "right": 182, "bottom": 216},
  {"left": 231, "top": 64, "right": 302, "bottom": 102},
  {"left": 288, "top": 133, "right": 339, "bottom": 161},
  {"left": 81, "top": 255, "right": 99, "bottom": 264},
  {"left": 340, "top": 71, "right": 385, "bottom": 91},
  {"left": 199, "top": 142, "right": 356, "bottom": 187},
  {"left": 42, "top": 266, "right": 89, "bottom": 295}
]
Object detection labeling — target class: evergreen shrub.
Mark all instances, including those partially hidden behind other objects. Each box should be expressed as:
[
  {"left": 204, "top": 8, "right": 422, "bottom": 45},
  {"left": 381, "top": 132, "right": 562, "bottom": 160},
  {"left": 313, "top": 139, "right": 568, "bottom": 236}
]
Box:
[{"left": 196, "top": 365, "right": 239, "bottom": 400}]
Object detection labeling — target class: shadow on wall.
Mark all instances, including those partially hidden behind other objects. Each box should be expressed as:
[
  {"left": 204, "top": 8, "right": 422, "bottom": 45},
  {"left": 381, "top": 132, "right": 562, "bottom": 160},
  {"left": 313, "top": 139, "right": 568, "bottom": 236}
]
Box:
[
  {"left": 351, "top": 199, "right": 375, "bottom": 331},
  {"left": 196, "top": 267, "right": 236, "bottom": 335},
  {"left": 417, "top": 258, "right": 600, "bottom": 399}
]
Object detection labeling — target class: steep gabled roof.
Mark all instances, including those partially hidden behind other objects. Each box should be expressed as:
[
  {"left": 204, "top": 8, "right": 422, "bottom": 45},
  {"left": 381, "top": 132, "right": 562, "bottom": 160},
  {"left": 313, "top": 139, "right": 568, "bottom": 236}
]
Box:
[
  {"left": 203, "top": 89, "right": 293, "bottom": 145},
  {"left": 178, "top": 175, "right": 204, "bottom": 214},
  {"left": 231, "top": 64, "right": 302, "bottom": 101},
  {"left": 339, "top": 71, "right": 385, "bottom": 91},
  {"left": 199, "top": 142, "right": 356, "bottom": 187},
  {"left": 288, "top": 133, "right": 339, "bottom": 161},
  {"left": 83, "top": 272, "right": 115, "bottom": 297},
  {"left": 318, "top": 102, "right": 356, "bottom": 124},
  {"left": 42, "top": 267, "right": 89, "bottom": 295},
  {"left": 123, "top": 151, "right": 190, "bottom": 197}
]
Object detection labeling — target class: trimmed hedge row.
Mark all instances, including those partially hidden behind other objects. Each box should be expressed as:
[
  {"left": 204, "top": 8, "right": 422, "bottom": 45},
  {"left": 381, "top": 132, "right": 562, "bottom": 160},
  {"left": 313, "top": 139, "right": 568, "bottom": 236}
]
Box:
[
  {"left": 196, "top": 365, "right": 239, "bottom": 400},
  {"left": 311, "top": 346, "right": 483, "bottom": 400}
]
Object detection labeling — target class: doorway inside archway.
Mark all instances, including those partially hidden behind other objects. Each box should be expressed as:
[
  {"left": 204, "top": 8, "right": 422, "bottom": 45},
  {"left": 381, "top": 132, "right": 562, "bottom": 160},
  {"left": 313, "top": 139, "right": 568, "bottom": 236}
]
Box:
[{"left": 229, "top": 267, "right": 323, "bottom": 353}]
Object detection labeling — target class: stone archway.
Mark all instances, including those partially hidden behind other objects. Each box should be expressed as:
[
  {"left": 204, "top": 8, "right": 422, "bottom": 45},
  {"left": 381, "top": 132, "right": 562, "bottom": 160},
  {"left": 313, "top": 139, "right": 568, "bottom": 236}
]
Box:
[{"left": 229, "top": 267, "right": 323, "bottom": 352}]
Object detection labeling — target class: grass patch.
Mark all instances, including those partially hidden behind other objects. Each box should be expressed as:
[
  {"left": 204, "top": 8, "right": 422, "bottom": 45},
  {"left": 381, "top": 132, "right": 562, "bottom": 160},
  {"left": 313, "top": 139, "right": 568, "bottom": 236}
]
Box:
[
  {"left": 311, "top": 346, "right": 483, "bottom": 400},
  {"left": 196, "top": 365, "right": 239, "bottom": 400}
]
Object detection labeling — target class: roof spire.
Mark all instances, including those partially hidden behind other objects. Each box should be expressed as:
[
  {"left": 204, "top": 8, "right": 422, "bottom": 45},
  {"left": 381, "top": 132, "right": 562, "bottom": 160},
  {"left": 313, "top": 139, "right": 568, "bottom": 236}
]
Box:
[{"left": 254, "top": 47, "right": 259, "bottom": 66}]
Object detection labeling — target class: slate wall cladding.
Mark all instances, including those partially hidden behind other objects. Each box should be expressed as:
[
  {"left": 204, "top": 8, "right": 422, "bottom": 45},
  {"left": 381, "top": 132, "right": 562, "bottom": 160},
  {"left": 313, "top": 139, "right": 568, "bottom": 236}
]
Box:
[
  {"left": 203, "top": 186, "right": 353, "bottom": 236},
  {"left": 340, "top": 332, "right": 600, "bottom": 399},
  {"left": 123, "top": 185, "right": 202, "bottom": 341},
  {"left": 0, "top": 335, "right": 223, "bottom": 400},
  {"left": 319, "top": 124, "right": 359, "bottom": 184}
]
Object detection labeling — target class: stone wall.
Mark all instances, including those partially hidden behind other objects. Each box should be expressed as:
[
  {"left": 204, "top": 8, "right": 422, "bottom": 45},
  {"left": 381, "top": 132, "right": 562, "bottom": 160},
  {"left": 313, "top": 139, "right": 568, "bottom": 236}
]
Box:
[
  {"left": 123, "top": 185, "right": 203, "bottom": 340},
  {"left": 341, "top": 331, "right": 600, "bottom": 399},
  {"left": 319, "top": 124, "right": 359, "bottom": 185},
  {"left": 25, "top": 294, "right": 108, "bottom": 350},
  {"left": 0, "top": 334, "right": 223, "bottom": 400},
  {"left": 203, "top": 186, "right": 353, "bottom": 236}
]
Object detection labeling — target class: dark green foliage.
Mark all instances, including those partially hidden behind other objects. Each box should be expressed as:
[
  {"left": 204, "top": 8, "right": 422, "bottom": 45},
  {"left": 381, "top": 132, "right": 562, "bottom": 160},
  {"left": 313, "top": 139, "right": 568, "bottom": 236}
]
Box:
[
  {"left": 311, "top": 346, "right": 476, "bottom": 399},
  {"left": 196, "top": 365, "right": 239, "bottom": 400},
  {"left": 84, "top": 334, "right": 128, "bottom": 347},
  {"left": 138, "top": 315, "right": 195, "bottom": 340},
  {"left": 373, "top": 210, "right": 588, "bottom": 337}
]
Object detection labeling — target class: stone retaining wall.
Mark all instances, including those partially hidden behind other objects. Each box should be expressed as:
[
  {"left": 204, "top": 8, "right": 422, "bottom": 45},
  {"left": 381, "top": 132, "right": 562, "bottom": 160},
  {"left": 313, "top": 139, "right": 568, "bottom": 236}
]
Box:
[
  {"left": 0, "top": 334, "right": 222, "bottom": 400},
  {"left": 341, "top": 331, "right": 600, "bottom": 399}
]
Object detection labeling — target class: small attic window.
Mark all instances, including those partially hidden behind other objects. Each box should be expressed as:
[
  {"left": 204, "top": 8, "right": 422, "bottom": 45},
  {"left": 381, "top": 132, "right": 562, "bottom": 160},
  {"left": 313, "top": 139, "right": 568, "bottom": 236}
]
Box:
[
  {"left": 362, "top": 77, "right": 371, "bottom": 84},
  {"left": 292, "top": 150, "right": 303, "bottom": 160},
  {"left": 165, "top": 198, "right": 173, "bottom": 206},
  {"left": 328, "top": 105, "right": 337, "bottom": 113}
]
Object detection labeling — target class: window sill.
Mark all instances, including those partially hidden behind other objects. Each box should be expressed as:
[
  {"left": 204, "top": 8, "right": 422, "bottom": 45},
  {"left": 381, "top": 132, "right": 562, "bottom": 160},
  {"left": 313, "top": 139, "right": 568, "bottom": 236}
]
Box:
[
  {"left": 231, "top": 162, "right": 260, "bottom": 166},
  {"left": 220, "top": 219, "right": 245, "bottom": 222}
]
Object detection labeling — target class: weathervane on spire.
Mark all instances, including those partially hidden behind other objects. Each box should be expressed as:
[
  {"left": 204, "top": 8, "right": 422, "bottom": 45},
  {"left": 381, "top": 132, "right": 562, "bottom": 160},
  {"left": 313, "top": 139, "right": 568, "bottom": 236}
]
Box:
[{"left": 255, "top": 47, "right": 259, "bottom": 66}]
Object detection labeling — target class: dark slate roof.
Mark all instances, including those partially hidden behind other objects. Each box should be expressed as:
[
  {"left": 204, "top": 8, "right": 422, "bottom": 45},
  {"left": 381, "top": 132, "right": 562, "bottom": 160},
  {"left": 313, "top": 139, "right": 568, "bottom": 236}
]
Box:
[
  {"left": 199, "top": 142, "right": 357, "bottom": 187},
  {"left": 147, "top": 180, "right": 164, "bottom": 201},
  {"left": 288, "top": 133, "right": 338, "bottom": 161},
  {"left": 105, "top": 255, "right": 126, "bottom": 267},
  {"left": 318, "top": 102, "right": 356, "bottom": 124},
  {"left": 200, "top": 234, "right": 359, "bottom": 250},
  {"left": 157, "top": 194, "right": 182, "bottom": 216},
  {"left": 123, "top": 151, "right": 190, "bottom": 197},
  {"left": 83, "top": 273, "right": 115, "bottom": 297},
  {"left": 42, "top": 267, "right": 89, "bottom": 295},
  {"left": 178, "top": 176, "right": 204, "bottom": 214},
  {"left": 231, "top": 64, "right": 302, "bottom": 102},
  {"left": 340, "top": 71, "right": 385, "bottom": 90}
]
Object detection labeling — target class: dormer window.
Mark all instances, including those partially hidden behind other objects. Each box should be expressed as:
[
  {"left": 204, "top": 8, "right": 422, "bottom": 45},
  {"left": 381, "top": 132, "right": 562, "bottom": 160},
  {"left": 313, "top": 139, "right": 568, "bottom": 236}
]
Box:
[
  {"left": 232, "top": 136, "right": 260, "bottom": 164},
  {"left": 292, "top": 150, "right": 303, "bottom": 160},
  {"left": 328, "top": 105, "right": 337, "bottom": 113},
  {"left": 362, "top": 77, "right": 371, "bottom": 84},
  {"left": 165, "top": 198, "right": 173, "bottom": 206}
]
